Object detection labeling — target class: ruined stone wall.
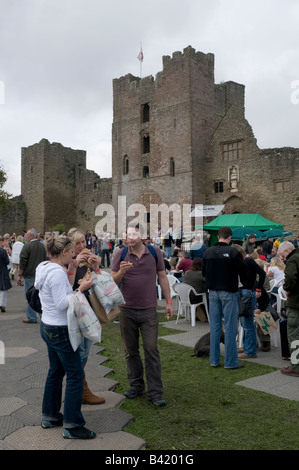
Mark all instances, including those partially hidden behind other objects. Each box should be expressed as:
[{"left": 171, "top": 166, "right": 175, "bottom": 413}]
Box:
[
  {"left": 21, "top": 139, "right": 112, "bottom": 234},
  {"left": 207, "top": 82, "right": 299, "bottom": 234},
  {"left": 0, "top": 196, "right": 27, "bottom": 235},
  {"left": 259, "top": 148, "right": 299, "bottom": 233}
]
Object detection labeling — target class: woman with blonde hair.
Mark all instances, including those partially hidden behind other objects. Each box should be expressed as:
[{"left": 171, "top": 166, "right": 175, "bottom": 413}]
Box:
[
  {"left": 67, "top": 228, "right": 105, "bottom": 405},
  {"left": 266, "top": 256, "right": 285, "bottom": 287},
  {"left": 35, "top": 235, "right": 96, "bottom": 439}
]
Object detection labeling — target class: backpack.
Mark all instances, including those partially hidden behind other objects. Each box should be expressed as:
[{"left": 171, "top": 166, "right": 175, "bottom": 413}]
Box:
[
  {"left": 120, "top": 244, "right": 158, "bottom": 263},
  {"left": 26, "top": 285, "right": 42, "bottom": 313}
]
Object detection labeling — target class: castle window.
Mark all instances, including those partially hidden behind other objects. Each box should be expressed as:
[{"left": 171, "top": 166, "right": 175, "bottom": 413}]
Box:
[
  {"left": 143, "top": 135, "right": 150, "bottom": 154},
  {"left": 274, "top": 180, "right": 291, "bottom": 192},
  {"left": 142, "top": 103, "right": 149, "bottom": 123},
  {"left": 123, "top": 155, "right": 129, "bottom": 175},
  {"left": 143, "top": 166, "right": 149, "bottom": 178},
  {"left": 170, "top": 158, "right": 175, "bottom": 177},
  {"left": 214, "top": 181, "right": 224, "bottom": 193},
  {"left": 221, "top": 140, "right": 244, "bottom": 161}
]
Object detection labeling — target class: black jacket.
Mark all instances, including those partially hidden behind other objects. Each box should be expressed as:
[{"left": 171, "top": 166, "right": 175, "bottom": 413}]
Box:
[
  {"left": 239, "top": 257, "right": 266, "bottom": 291},
  {"left": 283, "top": 248, "right": 299, "bottom": 309},
  {"left": 202, "top": 242, "right": 248, "bottom": 292}
]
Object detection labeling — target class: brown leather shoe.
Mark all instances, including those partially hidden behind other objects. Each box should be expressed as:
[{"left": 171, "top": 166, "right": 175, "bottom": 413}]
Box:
[
  {"left": 238, "top": 353, "right": 257, "bottom": 359},
  {"left": 23, "top": 319, "right": 37, "bottom": 324}
]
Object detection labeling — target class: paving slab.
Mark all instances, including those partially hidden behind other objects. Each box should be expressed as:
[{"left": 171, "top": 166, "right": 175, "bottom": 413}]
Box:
[
  {"left": 0, "top": 397, "right": 27, "bottom": 416},
  {"left": 236, "top": 370, "right": 299, "bottom": 400}
]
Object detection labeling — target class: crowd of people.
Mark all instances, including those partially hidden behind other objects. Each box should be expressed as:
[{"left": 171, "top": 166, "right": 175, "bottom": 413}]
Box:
[{"left": 1, "top": 224, "right": 299, "bottom": 440}]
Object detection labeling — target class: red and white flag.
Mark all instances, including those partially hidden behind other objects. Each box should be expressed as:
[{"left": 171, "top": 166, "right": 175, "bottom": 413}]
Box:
[{"left": 137, "top": 47, "right": 143, "bottom": 62}]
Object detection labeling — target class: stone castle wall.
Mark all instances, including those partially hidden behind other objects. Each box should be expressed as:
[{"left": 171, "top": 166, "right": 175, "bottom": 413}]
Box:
[
  {"left": 208, "top": 81, "right": 299, "bottom": 233},
  {"left": 0, "top": 197, "right": 27, "bottom": 235}
]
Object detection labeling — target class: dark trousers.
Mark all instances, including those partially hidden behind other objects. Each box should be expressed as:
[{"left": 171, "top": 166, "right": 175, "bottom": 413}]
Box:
[
  {"left": 102, "top": 249, "right": 110, "bottom": 267},
  {"left": 119, "top": 307, "right": 163, "bottom": 398},
  {"left": 287, "top": 307, "right": 299, "bottom": 371}
]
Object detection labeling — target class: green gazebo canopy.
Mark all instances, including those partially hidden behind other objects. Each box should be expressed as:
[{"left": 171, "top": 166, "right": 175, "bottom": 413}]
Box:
[{"left": 203, "top": 213, "right": 283, "bottom": 245}]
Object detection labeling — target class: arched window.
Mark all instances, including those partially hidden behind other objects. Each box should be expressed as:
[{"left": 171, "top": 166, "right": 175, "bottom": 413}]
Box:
[
  {"left": 123, "top": 155, "right": 129, "bottom": 175},
  {"left": 143, "top": 166, "right": 149, "bottom": 178},
  {"left": 143, "top": 135, "right": 150, "bottom": 154},
  {"left": 142, "top": 103, "right": 149, "bottom": 123},
  {"left": 170, "top": 158, "right": 175, "bottom": 177}
]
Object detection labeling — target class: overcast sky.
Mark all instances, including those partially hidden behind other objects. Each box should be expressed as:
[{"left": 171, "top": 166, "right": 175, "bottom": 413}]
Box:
[{"left": 0, "top": 0, "right": 298, "bottom": 196}]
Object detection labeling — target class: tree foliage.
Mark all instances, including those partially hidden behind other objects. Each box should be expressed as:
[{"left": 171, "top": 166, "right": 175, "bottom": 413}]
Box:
[{"left": 0, "top": 165, "right": 12, "bottom": 207}]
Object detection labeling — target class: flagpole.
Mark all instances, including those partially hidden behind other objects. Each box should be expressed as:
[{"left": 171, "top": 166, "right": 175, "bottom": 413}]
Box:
[
  {"left": 140, "top": 42, "right": 142, "bottom": 78},
  {"left": 138, "top": 42, "right": 143, "bottom": 78}
]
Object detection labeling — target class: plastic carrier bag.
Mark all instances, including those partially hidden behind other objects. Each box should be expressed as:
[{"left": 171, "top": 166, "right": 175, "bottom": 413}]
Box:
[
  {"left": 92, "top": 271, "right": 125, "bottom": 314},
  {"left": 67, "top": 291, "right": 102, "bottom": 351}
]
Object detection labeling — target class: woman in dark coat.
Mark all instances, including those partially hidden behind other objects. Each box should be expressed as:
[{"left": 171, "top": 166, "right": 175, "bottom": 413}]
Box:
[{"left": 0, "top": 246, "right": 12, "bottom": 312}]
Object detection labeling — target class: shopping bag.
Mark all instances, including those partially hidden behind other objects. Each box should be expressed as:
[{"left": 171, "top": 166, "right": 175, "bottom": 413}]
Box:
[
  {"left": 92, "top": 271, "right": 125, "bottom": 314},
  {"left": 67, "top": 295, "right": 82, "bottom": 351},
  {"left": 88, "top": 288, "right": 120, "bottom": 323},
  {"left": 254, "top": 311, "right": 278, "bottom": 335},
  {"left": 72, "top": 291, "right": 102, "bottom": 343}
]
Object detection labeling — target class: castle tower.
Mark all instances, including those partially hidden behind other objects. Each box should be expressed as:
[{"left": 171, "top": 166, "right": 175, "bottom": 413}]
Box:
[
  {"left": 112, "top": 46, "right": 215, "bottom": 234},
  {"left": 21, "top": 139, "right": 86, "bottom": 232}
]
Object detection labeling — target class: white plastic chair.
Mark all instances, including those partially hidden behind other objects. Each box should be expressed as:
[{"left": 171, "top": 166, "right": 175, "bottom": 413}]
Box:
[
  {"left": 156, "top": 276, "right": 162, "bottom": 300},
  {"left": 173, "top": 283, "right": 209, "bottom": 327},
  {"left": 267, "top": 278, "right": 278, "bottom": 294},
  {"left": 156, "top": 274, "right": 179, "bottom": 305},
  {"left": 166, "top": 274, "right": 180, "bottom": 300},
  {"left": 272, "top": 285, "right": 287, "bottom": 314}
]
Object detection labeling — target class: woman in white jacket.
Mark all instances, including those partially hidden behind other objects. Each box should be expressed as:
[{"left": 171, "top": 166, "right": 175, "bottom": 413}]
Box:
[
  {"left": 35, "top": 235, "right": 95, "bottom": 440},
  {"left": 10, "top": 235, "right": 24, "bottom": 280}
]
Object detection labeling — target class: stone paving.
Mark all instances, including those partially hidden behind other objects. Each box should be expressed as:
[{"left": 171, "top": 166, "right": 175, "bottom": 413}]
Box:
[{"left": 0, "top": 283, "right": 145, "bottom": 450}]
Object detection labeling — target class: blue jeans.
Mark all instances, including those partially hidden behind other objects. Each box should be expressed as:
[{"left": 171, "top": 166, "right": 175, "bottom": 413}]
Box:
[
  {"left": 40, "top": 322, "right": 85, "bottom": 428},
  {"left": 239, "top": 289, "right": 257, "bottom": 356},
  {"left": 208, "top": 290, "right": 239, "bottom": 368},
  {"left": 24, "top": 277, "right": 40, "bottom": 322},
  {"left": 78, "top": 337, "right": 92, "bottom": 366},
  {"left": 165, "top": 246, "right": 172, "bottom": 259}
]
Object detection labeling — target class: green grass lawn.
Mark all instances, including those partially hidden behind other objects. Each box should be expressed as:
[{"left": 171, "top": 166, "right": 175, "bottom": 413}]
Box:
[{"left": 100, "top": 313, "right": 299, "bottom": 451}]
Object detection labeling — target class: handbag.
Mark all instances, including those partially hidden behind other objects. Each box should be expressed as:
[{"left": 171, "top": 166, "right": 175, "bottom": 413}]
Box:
[
  {"left": 26, "top": 285, "right": 42, "bottom": 313},
  {"left": 238, "top": 292, "right": 253, "bottom": 317}
]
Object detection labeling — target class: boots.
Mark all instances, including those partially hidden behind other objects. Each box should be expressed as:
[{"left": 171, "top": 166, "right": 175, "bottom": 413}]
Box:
[{"left": 82, "top": 367, "right": 105, "bottom": 405}]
